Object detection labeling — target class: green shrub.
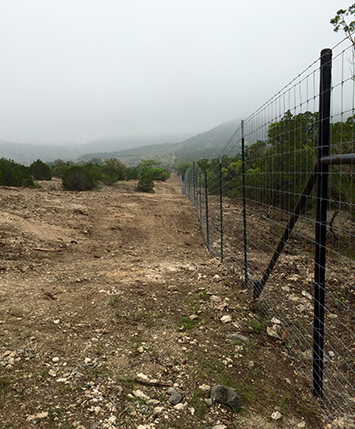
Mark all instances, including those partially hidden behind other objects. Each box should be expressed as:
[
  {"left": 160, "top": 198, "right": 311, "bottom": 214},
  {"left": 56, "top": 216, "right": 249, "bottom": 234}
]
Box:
[
  {"left": 51, "top": 161, "right": 73, "bottom": 178},
  {"left": 62, "top": 166, "right": 95, "bottom": 191},
  {"left": 137, "top": 176, "right": 154, "bottom": 193},
  {"left": 0, "top": 158, "right": 34, "bottom": 187},
  {"left": 126, "top": 166, "right": 140, "bottom": 180},
  {"left": 29, "top": 159, "right": 52, "bottom": 180},
  {"left": 101, "top": 158, "right": 126, "bottom": 183}
]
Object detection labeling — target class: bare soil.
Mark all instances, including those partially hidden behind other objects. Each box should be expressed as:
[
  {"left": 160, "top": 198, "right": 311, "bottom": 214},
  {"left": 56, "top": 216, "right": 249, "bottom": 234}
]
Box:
[{"left": 0, "top": 175, "right": 323, "bottom": 429}]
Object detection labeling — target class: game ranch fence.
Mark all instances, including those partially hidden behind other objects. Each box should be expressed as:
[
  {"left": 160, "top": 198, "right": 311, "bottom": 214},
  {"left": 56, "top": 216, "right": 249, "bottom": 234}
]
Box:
[{"left": 182, "top": 39, "right": 355, "bottom": 427}]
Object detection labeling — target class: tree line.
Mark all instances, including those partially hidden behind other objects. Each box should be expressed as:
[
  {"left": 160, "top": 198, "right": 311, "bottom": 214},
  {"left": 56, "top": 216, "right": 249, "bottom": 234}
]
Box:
[
  {"left": 0, "top": 157, "right": 170, "bottom": 192},
  {"left": 178, "top": 111, "right": 355, "bottom": 211}
]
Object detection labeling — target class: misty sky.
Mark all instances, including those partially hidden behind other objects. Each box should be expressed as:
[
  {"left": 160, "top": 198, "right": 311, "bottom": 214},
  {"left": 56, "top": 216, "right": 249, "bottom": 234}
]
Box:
[{"left": 0, "top": 0, "right": 349, "bottom": 145}]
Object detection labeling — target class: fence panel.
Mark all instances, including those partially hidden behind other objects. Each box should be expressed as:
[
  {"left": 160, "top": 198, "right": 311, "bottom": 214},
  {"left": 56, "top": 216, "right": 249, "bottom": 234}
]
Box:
[{"left": 182, "top": 39, "right": 355, "bottom": 426}]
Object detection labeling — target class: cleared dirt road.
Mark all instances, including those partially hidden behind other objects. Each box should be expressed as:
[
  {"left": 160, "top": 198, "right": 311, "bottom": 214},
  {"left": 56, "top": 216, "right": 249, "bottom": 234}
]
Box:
[{"left": 0, "top": 176, "right": 322, "bottom": 428}]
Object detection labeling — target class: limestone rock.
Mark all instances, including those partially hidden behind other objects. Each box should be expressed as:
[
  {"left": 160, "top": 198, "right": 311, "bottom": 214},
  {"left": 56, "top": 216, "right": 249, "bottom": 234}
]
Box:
[
  {"left": 226, "top": 333, "right": 250, "bottom": 343},
  {"left": 166, "top": 387, "right": 183, "bottom": 405},
  {"left": 210, "top": 385, "right": 240, "bottom": 410}
]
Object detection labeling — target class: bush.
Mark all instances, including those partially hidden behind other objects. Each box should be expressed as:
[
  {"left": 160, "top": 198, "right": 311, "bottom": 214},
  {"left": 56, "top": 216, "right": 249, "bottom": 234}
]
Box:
[
  {"left": 126, "top": 166, "right": 140, "bottom": 180},
  {"left": 101, "top": 158, "right": 126, "bottom": 183},
  {"left": 29, "top": 159, "right": 52, "bottom": 180},
  {"left": 51, "top": 161, "right": 73, "bottom": 178},
  {"left": 137, "top": 177, "right": 154, "bottom": 193},
  {"left": 62, "top": 166, "right": 95, "bottom": 191},
  {"left": 0, "top": 158, "right": 34, "bottom": 187}
]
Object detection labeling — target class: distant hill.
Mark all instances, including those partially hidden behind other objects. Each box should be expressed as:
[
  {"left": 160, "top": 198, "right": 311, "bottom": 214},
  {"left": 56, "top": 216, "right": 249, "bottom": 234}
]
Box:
[
  {"left": 172, "top": 118, "right": 241, "bottom": 164},
  {"left": 0, "top": 118, "right": 241, "bottom": 166},
  {"left": 0, "top": 141, "right": 81, "bottom": 165},
  {"left": 78, "top": 118, "right": 242, "bottom": 167},
  {"left": 80, "top": 133, "right": 188, "bottom": 154},
  {"left": 77, "top": 143, "right": 176, "bottom": 167}
]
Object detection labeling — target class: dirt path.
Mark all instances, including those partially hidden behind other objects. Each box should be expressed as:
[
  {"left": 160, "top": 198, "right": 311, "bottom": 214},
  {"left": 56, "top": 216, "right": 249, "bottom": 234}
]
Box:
[{"left": 0, "top": 176, "right": 323, "bottom": 428}]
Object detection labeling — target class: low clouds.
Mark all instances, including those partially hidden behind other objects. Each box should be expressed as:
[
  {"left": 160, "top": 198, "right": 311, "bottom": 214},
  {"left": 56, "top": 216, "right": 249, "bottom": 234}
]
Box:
[{"left": 0, "top": 0, "right": 345, "bottom": 145}]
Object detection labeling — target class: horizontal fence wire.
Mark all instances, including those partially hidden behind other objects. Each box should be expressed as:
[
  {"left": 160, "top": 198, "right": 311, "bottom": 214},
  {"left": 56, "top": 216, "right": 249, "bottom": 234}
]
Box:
[{"left": 182, "top": 39, "right": 355, "bottom": 427}]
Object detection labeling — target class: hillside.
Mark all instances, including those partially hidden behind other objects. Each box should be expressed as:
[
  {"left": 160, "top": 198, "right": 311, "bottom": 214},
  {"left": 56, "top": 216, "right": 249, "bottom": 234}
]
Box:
[
  {"left": 0, "top": 118, "right": 241, "bottom": 166},
  {"left": 0, "top": 141, "right": 81, "bottom": 165},
  {"left": 78, "top": 118, "right": 242, "bottom": 167}
]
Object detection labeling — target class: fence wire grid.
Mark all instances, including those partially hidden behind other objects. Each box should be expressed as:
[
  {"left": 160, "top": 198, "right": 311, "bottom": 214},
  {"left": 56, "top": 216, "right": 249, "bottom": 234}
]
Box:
[{"left": 182, "top": 40, "right": 355, "bottom": 427}]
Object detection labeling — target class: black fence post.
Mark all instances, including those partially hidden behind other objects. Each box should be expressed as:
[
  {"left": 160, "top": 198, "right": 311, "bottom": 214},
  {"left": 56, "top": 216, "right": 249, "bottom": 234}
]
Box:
[
  {"left": 192, "top": 162, "right": 196, "bottom": 206},
  {"left": 219, "top": 156, "right": 223, "bottom": 262},
  {"left": 198, "top": 167, "right": 202, "bottom": 221},
  {"left": 313, "top": 48, "right": 332, "bottom": 398},
  {"left": 205, "top": 170, "right": 210, "bottom": 250},
  {"left": 241, "top": 120, "right": 248, "bottom": 289}
]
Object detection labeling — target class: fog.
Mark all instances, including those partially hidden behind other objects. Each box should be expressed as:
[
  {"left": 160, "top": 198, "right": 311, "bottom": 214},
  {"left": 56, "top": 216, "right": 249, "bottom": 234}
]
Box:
[{"left": 0, "top": 0, "right": 347, "bottom": 145}]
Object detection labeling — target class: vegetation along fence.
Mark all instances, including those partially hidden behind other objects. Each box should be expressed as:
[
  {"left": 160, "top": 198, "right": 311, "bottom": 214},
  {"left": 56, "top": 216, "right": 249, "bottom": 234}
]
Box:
[{"left": 182, "top": 39, "right": 355, "bottom": 425}]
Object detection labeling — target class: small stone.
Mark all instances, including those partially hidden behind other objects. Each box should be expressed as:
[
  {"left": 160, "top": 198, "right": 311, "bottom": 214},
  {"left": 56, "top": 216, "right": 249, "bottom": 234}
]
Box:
[
  {"left": 220, "top": 315, "right": 232, "bottom": 323},
  {"left": 297, "top": 421, "right": 306, "bottom": 428},
  {"left": 189, "top": 314, "right": 199, "bottom": 320},
  {"left": 167, "top": 388, "right": 183, "bottom": 405},
  {"left": 297, "top": 304, "right": 306, "bottom": 312},
  {"left": 26, "top": 412, "right": 49, "bottom": 422},
  {"left": 271, "top": 411, "right": 283, "bottom": 420},
  {"left": 174, "top": 402, "right": 187, "bottom": 410},
  {"left": 301, "top": 290, "right": 312, "bottom": 300},
  {"left": 133, "top": 390, "right": 150, "bottom": 401},
  {"left": 267, "top": 325, "right": 281, "bottom": 340},
  {"left": 52, "top": 357, "right": 59, "bottom": 362},
  {"left": 107, "top": 416, "right": 116, "bottom": 424},
  {"left": 147, "top": 399, "right": 160, "bottom": 406},
  {"left": 53, "top": 319, "right": 60, "bottom": 324},
  {"left": 227, "top": 333, "right": 250, "bottom": 343},
  {"left": 212, "top": 425, "right": 227, "bottom": 429},
  {"left": 137, "top": 346, "right": 144, "bottom": 353},
  {"left": 198, "top": 384, "right": 211, "bottom": 391},
  {"left": 153, "top": 406, "right": 164, "bottom": 414},
  {"left": 210, "top": 385, "right": 240, "bottom": 410}
]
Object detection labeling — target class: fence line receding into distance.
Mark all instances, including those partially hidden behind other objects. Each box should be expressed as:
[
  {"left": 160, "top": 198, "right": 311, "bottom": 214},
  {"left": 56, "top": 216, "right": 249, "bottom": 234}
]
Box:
[{"left": 182, "top": 40, "right": 355, "bottom": 426}]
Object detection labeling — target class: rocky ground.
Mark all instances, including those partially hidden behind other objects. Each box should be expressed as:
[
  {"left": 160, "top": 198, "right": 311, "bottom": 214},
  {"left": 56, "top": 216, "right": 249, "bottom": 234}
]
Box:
[{"left": 0, "top": 176, "right": 325, "bottom": 428}]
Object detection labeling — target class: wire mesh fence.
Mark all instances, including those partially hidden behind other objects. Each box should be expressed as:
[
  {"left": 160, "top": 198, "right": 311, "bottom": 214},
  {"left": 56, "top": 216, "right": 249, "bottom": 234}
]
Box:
[{"left": 182, "top": 39, "right": 355, "bottom": 427}]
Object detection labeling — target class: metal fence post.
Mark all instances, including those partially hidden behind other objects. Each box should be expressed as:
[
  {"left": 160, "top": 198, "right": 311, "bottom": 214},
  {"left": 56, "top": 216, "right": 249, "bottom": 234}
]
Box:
[
  {"left": 219, "top": 156, "right": 224, "bottom": 262},
  {"left": 198, "top": 167, "right": 202, "bottom": 221},
  {"left": 204, "top": 169, "right": 209, "bottom": 250},
  {"left": 313, "top": 48, "right": 332, "bottom": 398},
  {"left": 192, "top": 162, "right": 196, "bottom": 205},
  {"left": 241, "top": 120, "right": 248, "bottom": 289}
]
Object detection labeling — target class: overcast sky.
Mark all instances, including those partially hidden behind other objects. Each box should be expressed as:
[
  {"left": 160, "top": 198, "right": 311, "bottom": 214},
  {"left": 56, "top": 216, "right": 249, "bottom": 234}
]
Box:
[{"left": 0, "top": 0, "right": 349, "bottom": 145}]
